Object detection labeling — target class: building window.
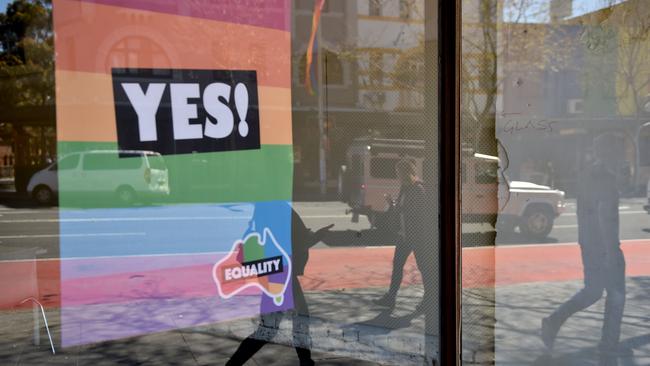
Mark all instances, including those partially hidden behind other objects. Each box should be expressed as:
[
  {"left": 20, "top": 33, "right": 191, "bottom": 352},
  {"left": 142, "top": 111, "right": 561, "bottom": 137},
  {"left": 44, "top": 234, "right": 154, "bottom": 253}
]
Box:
[
  {"left": 369, "top": 0, "right": 382, "bottom": 16},
  {"left": 106, "top": 36, "right": 170, "bottom": 75},
  {"left": 369, "top": 52, "right": 384, "bottom": 86},
  {"left": 400, "top": 0, "right": 413, "bottom": 19},
  {"left": 324, "top": 50, "right": 344, "bottom": 85},
  {"left": 297, "top": 49, "right": 344, "bottom": 87}
]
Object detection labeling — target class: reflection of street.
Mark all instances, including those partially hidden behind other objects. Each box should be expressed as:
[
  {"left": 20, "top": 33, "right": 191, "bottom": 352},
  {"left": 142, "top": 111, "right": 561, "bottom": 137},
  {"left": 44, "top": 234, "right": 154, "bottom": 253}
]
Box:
[
  {"left": 1, "top": 197, "right": 650, "bottom": 364},
  {"left": 0, "top": 201, "right": 371, "bottom": 259},
  {"left": 464, "top": 278, "right": 650, "bottom": 365},
  {"left": 3, "top": 198, "right": 650, "bottom": 257},
  {"left": 2, "top": 197, "right": 650, "bottom": 292},
  {"left": 465, "top": 197, "right": 650, "bottom": 245}
]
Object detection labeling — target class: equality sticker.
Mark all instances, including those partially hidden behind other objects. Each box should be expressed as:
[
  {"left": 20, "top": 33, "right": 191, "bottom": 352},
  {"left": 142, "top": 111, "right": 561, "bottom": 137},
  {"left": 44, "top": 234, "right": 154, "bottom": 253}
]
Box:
[{"left": 213, "top": 228, "right": 291, "bottom": 306}]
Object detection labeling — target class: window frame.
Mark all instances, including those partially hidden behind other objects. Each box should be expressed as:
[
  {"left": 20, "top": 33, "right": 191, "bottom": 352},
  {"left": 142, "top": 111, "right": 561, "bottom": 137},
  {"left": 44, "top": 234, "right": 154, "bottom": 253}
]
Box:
[{"left": 437, "top": 0, "right": 461, "bottom": 364}]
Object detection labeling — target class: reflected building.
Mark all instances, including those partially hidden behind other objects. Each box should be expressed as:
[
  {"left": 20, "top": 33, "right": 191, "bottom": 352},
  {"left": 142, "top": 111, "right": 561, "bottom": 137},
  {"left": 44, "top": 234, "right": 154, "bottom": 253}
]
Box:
[
  {"left": 496, "top": 0, "right": 650, "bottom": 197},
  {"left": 291, "top": 0, "right": 426, "bottom": 198}
]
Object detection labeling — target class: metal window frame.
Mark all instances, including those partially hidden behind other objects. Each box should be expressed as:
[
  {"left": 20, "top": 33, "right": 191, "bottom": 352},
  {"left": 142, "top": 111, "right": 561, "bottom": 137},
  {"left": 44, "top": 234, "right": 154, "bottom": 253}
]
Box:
[{"left": 438, "top": 0, "right": 461, "bottom": 364}]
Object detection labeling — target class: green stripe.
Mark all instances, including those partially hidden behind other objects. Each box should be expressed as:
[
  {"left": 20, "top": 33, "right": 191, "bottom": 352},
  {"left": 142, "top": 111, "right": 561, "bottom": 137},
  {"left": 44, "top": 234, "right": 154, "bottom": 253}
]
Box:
[{"left": 56, "top": 142, "right": 293, "bottom": 207}]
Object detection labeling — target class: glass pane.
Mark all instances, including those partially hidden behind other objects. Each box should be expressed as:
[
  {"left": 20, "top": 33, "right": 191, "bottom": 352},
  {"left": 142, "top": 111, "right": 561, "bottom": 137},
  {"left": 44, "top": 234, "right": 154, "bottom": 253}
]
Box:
[
  {"left": 462, "top": 0, "right": 650, "bottom": 364},
  {"left": 0, "top": 1, "right": 442, "bottom": 365}
]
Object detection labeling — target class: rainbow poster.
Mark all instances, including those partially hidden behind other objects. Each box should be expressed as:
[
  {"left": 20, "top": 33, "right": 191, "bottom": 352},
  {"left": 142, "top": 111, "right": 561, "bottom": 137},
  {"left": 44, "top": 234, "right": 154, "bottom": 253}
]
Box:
[{"left": 52, "top": 0, "right": 293, "bottom": 346}]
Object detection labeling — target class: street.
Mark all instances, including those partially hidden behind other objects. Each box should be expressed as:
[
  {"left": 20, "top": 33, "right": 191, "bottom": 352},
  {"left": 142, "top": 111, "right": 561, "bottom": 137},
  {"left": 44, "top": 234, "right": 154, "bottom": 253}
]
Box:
[
  {"left": 1, "top": 197, "right": 649, "bottom": 258},
  {"left": 1, "top": 195, "right": 649, "bottom": 365},
  {"left": 495, "top": 197, "right": 650, "bottom": 244}
]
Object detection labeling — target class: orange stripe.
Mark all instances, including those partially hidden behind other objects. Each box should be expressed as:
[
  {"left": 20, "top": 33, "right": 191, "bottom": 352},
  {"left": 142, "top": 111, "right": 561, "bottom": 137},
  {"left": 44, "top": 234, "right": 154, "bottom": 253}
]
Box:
[
  {"left": 53, "top": 0, "right": 290, "bottom": 88},
  {"left": 55, "top": 70, "right": 292, "bottom": 145}
]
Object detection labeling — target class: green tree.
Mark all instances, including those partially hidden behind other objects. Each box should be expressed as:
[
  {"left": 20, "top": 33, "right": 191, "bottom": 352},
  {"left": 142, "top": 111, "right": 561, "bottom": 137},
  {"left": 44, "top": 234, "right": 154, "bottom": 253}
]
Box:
[
  {"left": 0, "top": 0, "right": 54, "bottom": 192},
  {"left": 0, "top": 0, "right": 54, "bottom": 108}
]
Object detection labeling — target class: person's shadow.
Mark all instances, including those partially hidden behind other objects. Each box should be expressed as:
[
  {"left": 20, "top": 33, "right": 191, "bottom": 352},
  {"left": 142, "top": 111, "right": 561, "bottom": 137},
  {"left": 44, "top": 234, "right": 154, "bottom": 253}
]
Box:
[
  {"left": 225, "top": 203, "right": 334, "bottom": 366},
  {"left": 321, "top": 228, "right": 398, "bottom": 247},
  {"left": 342, "top": 307, "right": 421, "bottom": 336}
]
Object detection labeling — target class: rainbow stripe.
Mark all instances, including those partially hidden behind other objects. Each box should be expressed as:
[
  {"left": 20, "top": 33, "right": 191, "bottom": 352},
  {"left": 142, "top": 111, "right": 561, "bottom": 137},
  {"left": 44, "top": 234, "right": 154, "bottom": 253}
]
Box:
[{"left": 53, "top": 0, "right": 294, "bottom": 346}]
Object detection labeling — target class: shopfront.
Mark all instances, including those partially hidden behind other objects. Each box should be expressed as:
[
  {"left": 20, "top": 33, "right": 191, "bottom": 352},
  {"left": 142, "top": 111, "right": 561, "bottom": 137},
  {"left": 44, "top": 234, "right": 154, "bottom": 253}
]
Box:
[{"left": 1, "top": 1, "right": 649, "bottom": 365}]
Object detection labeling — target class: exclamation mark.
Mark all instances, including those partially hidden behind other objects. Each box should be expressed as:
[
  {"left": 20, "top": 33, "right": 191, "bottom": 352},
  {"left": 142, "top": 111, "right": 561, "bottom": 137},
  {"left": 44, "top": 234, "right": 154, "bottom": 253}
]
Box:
[{"left": 234, "top": 83, "right": 249, "bottom": 137}]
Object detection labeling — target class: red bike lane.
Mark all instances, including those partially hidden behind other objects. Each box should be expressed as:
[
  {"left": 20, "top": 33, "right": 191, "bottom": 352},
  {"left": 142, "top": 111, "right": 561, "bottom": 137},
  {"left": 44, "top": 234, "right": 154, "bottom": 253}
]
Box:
[{"left": 2, "top": 240, "right": 649, "bottom": 309}]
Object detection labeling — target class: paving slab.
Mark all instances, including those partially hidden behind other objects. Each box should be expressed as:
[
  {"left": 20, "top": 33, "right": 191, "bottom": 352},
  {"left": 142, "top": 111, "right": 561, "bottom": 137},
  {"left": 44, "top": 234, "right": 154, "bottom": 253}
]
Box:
[
  {"left": 0, "top": 285, "right": 437, "bottom": 366},
  {"left": 462, "top": 276, "right": 650, "bottom": 365}
]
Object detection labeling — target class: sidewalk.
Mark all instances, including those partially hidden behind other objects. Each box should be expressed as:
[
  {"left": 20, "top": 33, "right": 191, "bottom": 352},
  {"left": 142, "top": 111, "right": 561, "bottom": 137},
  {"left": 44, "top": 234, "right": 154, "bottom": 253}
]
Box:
[
  {"left": 462, "top": 277, "right": 650, "bottom": 365},
  {"left": 2, "top": 241, "right": 649, "bottom": 365},
  {"left": 4, "top": 275, "right": 649, "bottom": 365},
  {"left": 6, "top": 277, "right": 650, "bottom": 366},
  {"left": 0, "top": 285, "right": 433, "bottom": 366}
]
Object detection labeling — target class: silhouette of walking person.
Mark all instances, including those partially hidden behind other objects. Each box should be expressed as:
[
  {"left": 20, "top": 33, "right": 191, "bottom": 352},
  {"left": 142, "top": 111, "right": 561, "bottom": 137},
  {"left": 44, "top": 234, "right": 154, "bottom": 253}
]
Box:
[
  {"left": 541, "top": 133, "right": 628, "bottom": 357},
  {"left": 226, "top": 202, "right": 333, "bottom": 366},
  {"left": 373, "top": 159, "right": 425, "bottom": 313}
]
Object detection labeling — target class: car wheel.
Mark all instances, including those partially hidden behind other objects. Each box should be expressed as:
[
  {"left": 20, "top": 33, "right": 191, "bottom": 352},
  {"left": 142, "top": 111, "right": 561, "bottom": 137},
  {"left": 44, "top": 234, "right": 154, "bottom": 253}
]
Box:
[
  {"left": 520, "top": 207, "right": 553, "bottom": 240},
  {"left": 116, "top": 186, "right": 137, "bottom": 206},
  {"left": 33, "top": 185, "right": 54, "bottom": 205}
]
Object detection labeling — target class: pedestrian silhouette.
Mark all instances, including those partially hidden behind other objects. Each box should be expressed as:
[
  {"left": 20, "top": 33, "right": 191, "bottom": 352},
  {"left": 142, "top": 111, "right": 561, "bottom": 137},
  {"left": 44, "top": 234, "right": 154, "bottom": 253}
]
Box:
[
  {"left": 226, "top": 202, "right": 333, "bottom": 366},
  {"left": 541, "top": 133, "right": 628, "bottom": 357},
  {"left": 373, "top": 159, "right": 426, "bottom": 313}
]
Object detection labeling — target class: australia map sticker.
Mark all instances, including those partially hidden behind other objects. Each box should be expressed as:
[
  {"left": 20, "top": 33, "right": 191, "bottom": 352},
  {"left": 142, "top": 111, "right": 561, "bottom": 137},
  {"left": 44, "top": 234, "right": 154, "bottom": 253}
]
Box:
[{"left": 213, "top": 228, "right": 291, "bottom": 306}]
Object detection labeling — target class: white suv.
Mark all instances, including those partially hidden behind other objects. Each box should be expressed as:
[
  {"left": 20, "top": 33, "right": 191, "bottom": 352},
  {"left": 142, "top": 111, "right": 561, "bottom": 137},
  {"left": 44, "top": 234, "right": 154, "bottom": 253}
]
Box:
[
  {"left": 339, "top": 138, "right": 565, "bottom": 240},
  {"left": 27, "top": 150, "right": 170, "bottom": 205}
]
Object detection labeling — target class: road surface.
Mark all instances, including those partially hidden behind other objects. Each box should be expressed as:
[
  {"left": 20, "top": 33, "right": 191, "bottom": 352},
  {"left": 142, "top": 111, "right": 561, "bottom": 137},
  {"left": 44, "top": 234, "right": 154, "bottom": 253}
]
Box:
[{"left": 1, "top": 198, "right": 649, "bottom": 258}]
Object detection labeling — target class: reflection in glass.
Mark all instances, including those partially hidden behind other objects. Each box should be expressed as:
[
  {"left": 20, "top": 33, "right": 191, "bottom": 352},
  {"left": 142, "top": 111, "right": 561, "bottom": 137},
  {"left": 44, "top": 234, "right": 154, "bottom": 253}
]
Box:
[
  {"left": 462, "top": 0, "right": 650, "bottom": 364},
  {"left": 0, "top": 0, "right": 441, "bottom": 365}
]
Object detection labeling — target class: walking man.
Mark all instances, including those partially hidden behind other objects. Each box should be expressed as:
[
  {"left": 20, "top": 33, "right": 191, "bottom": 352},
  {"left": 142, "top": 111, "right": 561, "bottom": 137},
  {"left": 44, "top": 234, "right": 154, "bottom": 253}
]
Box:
[{"left": 541, "top": 133, "right": 627, "bottom": 356}]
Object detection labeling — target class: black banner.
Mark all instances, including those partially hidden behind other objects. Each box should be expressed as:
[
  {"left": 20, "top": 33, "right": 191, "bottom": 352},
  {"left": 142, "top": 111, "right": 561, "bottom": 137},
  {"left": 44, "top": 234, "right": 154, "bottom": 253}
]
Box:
[{"left": 112, "top": 68, "right": 260, "bottom": 156}]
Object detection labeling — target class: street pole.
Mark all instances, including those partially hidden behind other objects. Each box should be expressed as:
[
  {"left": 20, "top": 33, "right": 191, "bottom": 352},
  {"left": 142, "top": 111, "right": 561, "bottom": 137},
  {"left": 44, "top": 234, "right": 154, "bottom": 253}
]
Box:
[{"left": 317, "top": 21, "right": 327, "bottom": 196}]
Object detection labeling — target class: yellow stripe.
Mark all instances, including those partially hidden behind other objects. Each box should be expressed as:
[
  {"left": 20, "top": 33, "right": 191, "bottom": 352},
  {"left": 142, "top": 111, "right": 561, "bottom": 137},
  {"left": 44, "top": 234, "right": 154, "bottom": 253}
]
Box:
[{"left": 55, "top": 70, "right": 292, "bottom": 144}]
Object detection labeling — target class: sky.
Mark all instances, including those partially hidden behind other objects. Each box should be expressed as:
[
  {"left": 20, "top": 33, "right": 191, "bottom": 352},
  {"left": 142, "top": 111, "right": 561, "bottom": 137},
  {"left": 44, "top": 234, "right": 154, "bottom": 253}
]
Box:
[
  {"left": 0, "top": 0, "right": 10, "bottom": 13},
  {"left": 504, "top": 0, "right": 627, "bottom": 23},
  {"left": 573, "top": 0, "right": 625, "bottom": 17}
]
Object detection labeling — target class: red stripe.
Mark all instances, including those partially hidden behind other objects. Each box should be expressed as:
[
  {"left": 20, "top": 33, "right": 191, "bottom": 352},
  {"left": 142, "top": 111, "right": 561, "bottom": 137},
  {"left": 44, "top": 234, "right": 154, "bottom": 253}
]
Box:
[
  {"left": 4, "top": 240, "right": 649, "bottom": 309},
  {"left": 52, "top": 0, "right": 291, "bottom": 88},
  {"left": 73, "top": 0, "right": 290, "bottom": 31}
]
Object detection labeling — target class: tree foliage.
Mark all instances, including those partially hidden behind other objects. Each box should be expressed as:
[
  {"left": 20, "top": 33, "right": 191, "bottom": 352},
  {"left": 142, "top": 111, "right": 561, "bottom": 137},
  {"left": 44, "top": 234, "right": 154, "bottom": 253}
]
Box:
[{"left": 0, "top": 0, "right": 53, "bottom": 109}]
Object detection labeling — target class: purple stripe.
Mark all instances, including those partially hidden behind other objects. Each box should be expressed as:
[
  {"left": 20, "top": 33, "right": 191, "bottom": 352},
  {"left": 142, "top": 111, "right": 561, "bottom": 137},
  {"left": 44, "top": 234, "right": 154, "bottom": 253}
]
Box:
[
  {"left": 76, "top": 0, "right": 290, "bottom": 31},
  {"left": 61, "top": 295, "right": 262, "bottom": 346}
]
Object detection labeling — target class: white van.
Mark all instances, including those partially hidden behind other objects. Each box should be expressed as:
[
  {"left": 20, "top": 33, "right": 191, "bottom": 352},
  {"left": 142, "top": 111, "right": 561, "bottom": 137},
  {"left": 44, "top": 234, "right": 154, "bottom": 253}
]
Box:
[{"left": 27, "top": 150, "right": 170, "bottom": 205}]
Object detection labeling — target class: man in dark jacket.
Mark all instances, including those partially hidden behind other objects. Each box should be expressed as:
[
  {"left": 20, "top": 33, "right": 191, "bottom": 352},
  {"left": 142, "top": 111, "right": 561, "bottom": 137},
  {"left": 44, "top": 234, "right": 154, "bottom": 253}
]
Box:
[
  {"left": 541, "top": 133, "right": 627, "bottom": 356},
  {"left": 374, "top": 159, "right": 426, "bottom": 311}
]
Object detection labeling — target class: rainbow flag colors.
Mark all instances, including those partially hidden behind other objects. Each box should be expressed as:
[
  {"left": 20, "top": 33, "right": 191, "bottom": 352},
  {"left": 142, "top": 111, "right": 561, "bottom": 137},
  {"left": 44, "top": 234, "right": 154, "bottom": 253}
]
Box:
[{"left": 52, "top": 0, "right": 294, "bottom": 346}]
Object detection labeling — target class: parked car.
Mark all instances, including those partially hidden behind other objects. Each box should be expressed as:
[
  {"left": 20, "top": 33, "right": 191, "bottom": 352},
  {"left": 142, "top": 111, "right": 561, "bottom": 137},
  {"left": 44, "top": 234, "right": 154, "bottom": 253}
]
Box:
[
  {"left": 338, "top": 138, "right": 565, "bottom": 240},
  {"left": 27, "top": 150, "right": 170, "bottom": 205}
]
